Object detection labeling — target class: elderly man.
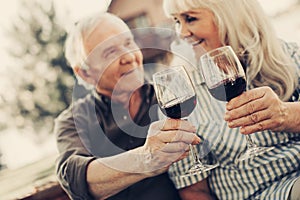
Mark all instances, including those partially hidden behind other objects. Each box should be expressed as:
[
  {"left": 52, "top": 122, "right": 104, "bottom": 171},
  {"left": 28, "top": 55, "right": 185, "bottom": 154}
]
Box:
[{"left": 55, "top": 12, "right": 200, "bottom": 200}]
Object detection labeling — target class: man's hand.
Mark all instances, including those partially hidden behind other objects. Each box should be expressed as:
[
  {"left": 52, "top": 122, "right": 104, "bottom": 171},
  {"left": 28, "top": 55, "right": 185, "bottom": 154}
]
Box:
[{"left": 141, "top": 118, "right": 201, "bottom": 175}]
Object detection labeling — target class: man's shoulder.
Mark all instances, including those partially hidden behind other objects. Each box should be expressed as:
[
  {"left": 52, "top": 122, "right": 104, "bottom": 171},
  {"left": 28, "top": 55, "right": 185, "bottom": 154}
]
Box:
[{"left": 56, "top": 94, "right": 95, "bottom": 120}]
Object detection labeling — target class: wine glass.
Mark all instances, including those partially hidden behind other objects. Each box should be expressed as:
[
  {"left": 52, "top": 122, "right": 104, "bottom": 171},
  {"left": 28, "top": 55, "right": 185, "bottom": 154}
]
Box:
[
  {"left": 152, "top": 65, "right": 218, "bottom": 175},
  {"left": 199, "top": 46, "right": 274, "bottom": 163}
]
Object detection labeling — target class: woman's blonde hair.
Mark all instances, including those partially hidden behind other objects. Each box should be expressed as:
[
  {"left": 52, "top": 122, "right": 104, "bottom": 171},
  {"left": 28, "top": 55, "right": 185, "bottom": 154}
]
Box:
[{"left": 163, "top": 0, "right": 297, "bottom": 101}]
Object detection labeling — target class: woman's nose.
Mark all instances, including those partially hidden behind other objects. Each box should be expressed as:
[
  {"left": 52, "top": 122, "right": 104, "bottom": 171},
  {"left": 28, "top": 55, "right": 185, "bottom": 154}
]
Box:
[
  {"left": 179, "top": 26, "right": 192, "bottom": 40},
  {"left": 175, "top": 22, "right": 191, "bottom": 39}
]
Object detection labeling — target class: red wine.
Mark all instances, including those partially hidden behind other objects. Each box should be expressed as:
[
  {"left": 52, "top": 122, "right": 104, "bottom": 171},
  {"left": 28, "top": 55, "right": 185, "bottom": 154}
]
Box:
[
  {"left": 208, "top": 76, "right": 246, "bottom": 101},
  {"left": 160, "top": 95, "right": 197, "bottom": 119}
]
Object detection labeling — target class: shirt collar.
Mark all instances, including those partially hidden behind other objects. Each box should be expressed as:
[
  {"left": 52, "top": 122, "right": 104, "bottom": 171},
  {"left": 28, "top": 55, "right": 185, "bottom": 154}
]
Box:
[{"left": 92, "top": 82, "right": 154, "bottom": 106}]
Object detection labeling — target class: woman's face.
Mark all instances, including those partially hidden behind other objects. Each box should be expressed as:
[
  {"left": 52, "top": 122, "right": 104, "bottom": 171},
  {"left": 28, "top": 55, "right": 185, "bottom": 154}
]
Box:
[{"left": 172, "top": 8, "right": 222, "bottom": 52}]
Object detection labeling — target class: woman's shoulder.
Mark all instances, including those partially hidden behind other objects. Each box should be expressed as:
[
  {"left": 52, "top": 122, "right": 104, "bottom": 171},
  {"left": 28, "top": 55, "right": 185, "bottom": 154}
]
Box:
[
  {"left": 280, "top": 40, "right": 300, "bottom": 59},
  {"left": 280, "top": 40, "right": 300, "bottom": 77}
]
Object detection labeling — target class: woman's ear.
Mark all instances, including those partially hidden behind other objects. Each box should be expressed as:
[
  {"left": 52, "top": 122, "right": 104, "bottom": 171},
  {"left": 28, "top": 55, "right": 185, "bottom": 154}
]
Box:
[{"left": 74, "top": 66, "right": 96, "bottom": 85}]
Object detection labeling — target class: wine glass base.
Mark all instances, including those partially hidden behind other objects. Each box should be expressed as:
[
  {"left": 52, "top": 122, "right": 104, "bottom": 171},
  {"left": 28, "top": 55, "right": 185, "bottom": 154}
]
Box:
[
  {"left": 235, "top": 146, "right": 275, "bottom": 164},
  {"left": 181, "top": 163, "right": 219, "bottom": 177}
]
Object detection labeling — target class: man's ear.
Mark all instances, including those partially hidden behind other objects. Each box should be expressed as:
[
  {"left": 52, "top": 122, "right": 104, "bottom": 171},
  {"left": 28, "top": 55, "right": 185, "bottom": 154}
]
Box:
[{"left": 74, "top": 66, "right": 96, "bottom": 85}]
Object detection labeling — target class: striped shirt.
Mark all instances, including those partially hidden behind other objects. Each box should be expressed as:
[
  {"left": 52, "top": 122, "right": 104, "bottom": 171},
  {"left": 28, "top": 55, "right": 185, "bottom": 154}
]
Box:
[{"left": 168, "top": 42, "right": 300, "bottom": 200}]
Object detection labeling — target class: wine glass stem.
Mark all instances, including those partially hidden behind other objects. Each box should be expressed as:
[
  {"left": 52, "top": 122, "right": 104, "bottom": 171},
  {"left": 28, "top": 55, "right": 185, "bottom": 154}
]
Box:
[
  {"left": 189, "top": 144, "right": 203, "bottom": 165},
  {"left": 245, "top": 135, "right": 257, "bottom": 149}
]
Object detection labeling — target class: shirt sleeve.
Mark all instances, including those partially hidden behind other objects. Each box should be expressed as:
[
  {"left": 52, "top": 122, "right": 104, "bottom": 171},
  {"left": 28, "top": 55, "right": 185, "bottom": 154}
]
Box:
[
  {"left": 285, "top": 42, "right": 300, "bottom": 101},
  {"left": 282, "top": 42, "right": 300, "bottom": 81},
  {"left": 291, "top": 43, "right": 300, "bottom": 88},
  {"left": 54, "top": 108, "right": 96, "bottom": 200},
  {"left": 168, "top": 157, "right": 210, "bottom": 189},
  {"left": 168, "top": 113, "right": 220, "bottom": 189},
  {"left": 167, "top": 78, "right": 222, "bottom": 189}
]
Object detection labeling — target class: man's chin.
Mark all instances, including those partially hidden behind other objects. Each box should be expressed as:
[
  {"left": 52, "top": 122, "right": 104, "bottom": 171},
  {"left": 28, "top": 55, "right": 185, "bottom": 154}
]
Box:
[
  {"left": 121, "top": 70, "right": 144, "bottom": 88},
  {"left": 120, "top": 79, "right": 144, "bottom": 92},
  {"left": 111, "top": 80, "right": 144, "bottom": 104}
]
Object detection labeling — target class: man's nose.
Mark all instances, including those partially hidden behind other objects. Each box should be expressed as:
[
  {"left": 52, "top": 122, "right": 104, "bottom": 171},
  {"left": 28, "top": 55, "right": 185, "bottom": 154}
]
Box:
[{"left": 120, "top": 50, "right": 135, "bottom": 65}]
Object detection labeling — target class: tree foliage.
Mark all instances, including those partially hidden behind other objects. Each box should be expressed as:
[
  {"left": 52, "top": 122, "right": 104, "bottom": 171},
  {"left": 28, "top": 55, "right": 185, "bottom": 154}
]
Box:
[{"left": 3, "top": 0, "right": 76, "bottom": 133}]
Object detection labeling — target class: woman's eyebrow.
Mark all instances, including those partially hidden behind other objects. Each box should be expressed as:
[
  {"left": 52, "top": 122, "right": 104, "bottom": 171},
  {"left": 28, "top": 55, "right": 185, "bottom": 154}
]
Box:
[{"left": 181, "top": 10, "right": 202, "bottom": 16}]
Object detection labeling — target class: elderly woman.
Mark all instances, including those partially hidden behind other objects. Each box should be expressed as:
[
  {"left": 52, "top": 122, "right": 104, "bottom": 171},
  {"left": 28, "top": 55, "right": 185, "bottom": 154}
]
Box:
[{"left": 161, "top": 0, "right": 300, "bottom": 199}]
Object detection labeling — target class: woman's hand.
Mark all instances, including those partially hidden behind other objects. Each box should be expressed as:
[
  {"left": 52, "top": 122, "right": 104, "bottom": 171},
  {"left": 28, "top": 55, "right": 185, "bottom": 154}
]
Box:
[
  {"left": 224, "top": 86, "right": 300, "bottom": 134},
  {"left": 140, "top": 118, "right": 201, "bottom": 175}
]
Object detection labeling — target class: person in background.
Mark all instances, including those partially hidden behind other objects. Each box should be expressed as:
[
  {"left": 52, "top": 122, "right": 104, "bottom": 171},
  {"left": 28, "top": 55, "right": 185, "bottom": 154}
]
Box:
[
  {"left": 161, "top": 0, "right": 300, "bottom": 199},
  {"left": 55, "top": 12, "right": 201, "bottom": 200}
]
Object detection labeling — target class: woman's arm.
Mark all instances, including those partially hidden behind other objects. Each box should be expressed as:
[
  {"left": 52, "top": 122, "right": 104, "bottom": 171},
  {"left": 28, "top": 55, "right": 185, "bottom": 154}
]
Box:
[{"left": 179, "top": 179, "right": 217, "bottom": 200}]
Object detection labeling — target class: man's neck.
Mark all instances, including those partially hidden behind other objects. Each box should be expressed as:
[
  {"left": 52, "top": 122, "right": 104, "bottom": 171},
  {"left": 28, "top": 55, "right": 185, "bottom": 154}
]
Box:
[
  {"left": 95, "top": 88, "right": 143, "bottom": 118},
  {"left": 128, "top": 90, "right": 142, "bottom": 119}
]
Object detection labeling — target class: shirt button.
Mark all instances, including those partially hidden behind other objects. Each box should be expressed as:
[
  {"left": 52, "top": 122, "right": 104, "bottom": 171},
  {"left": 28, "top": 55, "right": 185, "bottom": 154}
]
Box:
[{"left": 123, "top": 115, "right": 128, "bottom": 120}]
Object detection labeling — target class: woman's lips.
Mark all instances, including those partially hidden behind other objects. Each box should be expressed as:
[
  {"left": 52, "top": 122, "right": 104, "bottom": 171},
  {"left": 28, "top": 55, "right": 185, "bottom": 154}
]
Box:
[
  {"left": 184, "top": 37, "right": 204, "bottom": 46},
  {"left": 191, "top": 39, "right": 204, "bottom": 46}
]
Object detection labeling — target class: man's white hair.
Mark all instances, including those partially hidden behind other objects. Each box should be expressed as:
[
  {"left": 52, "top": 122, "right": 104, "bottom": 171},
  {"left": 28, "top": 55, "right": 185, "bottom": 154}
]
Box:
[{"left": 64, "top": 12, "right": 125, "bottom": 89}]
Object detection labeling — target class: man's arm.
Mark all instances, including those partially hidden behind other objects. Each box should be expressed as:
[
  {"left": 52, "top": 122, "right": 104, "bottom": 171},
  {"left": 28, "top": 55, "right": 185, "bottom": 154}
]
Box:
[
  {"left": 87, "top": 119, "right": 201, "bottom": 199},
  {"left": 86, "top": 148, "right": 165, "bottom": 200}
]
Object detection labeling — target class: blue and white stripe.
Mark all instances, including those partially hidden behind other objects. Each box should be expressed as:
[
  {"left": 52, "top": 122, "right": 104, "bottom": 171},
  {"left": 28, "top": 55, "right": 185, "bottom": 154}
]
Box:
[{"left": 168, "top": 42, "right": 300, "bottom": 200}]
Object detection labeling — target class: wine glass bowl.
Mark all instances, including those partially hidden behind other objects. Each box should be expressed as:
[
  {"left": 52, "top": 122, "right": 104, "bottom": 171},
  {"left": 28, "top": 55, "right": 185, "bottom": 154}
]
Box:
[
  {"left": 199, "top": 46, "right": 274, "bottom": 163},
  {"left": 152, "top": 65, "right": 218, "bottom": 175},
  {"left": 200, "top": 46, "right": 247, "bottom": 102},
  {"left": 153, "top": 66, "right": 197, "bottom": 119}
]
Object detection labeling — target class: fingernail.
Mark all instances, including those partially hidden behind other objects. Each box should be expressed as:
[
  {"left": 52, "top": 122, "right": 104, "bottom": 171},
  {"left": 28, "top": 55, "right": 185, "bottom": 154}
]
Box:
[
  {"left": 240, "top": 127, "right": 245, "bottom": 134},
  {"left": 226, "top": 103, "right": 232, "bottom": 110},
  {"left": 224, "top": 114, "right": 229, "bottom": 121},
  {"left": 192, "top": 126, "right": 197, "bottom": 132}
]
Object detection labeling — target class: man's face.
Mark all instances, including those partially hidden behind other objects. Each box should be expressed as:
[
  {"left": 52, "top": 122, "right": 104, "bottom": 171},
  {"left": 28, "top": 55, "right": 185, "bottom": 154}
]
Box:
[{"left": 83, "top": 16, "right": 144, "bottom": 99}]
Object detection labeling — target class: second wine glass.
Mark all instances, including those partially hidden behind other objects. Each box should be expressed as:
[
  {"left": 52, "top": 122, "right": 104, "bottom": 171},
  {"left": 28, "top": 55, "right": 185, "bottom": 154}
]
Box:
[
  {"left": 199, "top": 46, "right": 274, "bottom": 163},
  {"left": 152, "top": 65, "right": 218, "bottom": 175}
]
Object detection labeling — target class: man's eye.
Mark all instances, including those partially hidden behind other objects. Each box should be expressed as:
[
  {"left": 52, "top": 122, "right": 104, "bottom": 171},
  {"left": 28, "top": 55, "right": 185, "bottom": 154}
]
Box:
[
  {"left": 108, "top": 49, "right": 116, "bottom": 56},
  {"left": 185, "top": 16, "right": 197, "bottom": 23},
  {"left": 125, "top": 40, "right": 133, "bottom": 47},
  {"left": 103, "top": 49, "right": 117, "bottom": 59},
  {"left": 125, "top": 39, "right": 137, "bottom": 49}
]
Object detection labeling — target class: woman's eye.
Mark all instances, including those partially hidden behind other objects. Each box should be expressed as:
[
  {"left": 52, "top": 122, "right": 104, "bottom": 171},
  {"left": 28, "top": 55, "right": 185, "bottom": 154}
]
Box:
[{"left": 185, "top": 15, "right": 197, "bottom": 23}]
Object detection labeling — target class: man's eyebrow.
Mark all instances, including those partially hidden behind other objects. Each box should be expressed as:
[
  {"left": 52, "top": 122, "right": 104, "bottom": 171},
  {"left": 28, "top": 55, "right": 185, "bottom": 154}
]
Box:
[{"left": 101, "top": 35, "right": 134, "bottom": 57}]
